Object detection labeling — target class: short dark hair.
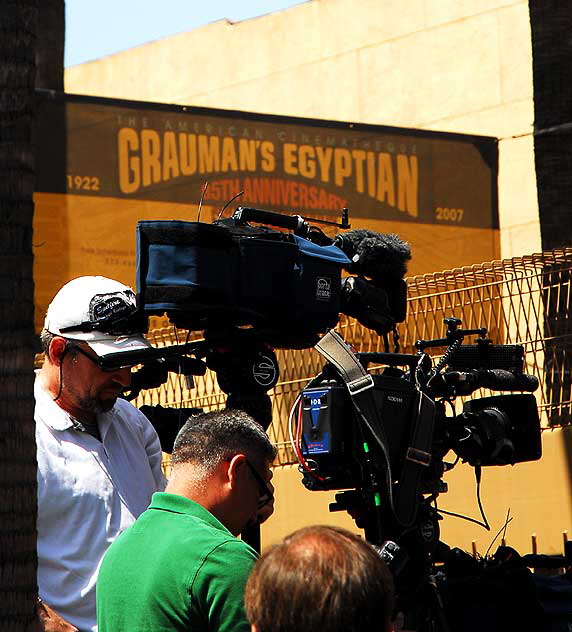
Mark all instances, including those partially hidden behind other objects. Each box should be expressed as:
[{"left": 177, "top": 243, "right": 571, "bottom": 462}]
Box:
[
  {"left": 171, "top": 408, "right": 277, "bottom": 471},
  {"left": 245, "top": 525, "right": 394, "bottom": 632}
]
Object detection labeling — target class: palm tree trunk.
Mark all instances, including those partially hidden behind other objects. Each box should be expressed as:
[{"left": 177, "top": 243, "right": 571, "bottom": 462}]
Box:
[
  {"left": 0, "top": 1, "right": 40, "bottom": 629},
  {"left": 35, "top": 0, "right": 64, "bottom": 91},
  {"left": 529, "top": 0, "right": 572, "bottom": 250}
]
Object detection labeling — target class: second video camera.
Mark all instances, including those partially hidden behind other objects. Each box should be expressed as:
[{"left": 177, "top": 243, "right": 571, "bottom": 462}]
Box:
[{"left": 135, "top": 207, "right": 411, "bottom": 349}]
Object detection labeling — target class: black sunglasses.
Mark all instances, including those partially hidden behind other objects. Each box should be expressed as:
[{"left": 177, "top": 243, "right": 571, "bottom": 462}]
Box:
[
  {"left": 245, "top": 460, "right": 273, "bottom": 509},
  {"left": 71, "top": 345, "right": 129, "bottom": 372}
]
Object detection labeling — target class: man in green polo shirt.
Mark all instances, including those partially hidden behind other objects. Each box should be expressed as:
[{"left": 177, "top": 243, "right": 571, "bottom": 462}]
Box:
[{"left": 96, "top": 408, "right": 276, "bottom": 632}]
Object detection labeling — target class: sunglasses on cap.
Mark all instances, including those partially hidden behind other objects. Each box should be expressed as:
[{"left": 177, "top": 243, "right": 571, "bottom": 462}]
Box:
[
  {"left": 58, "top": 290, "right": 148, "bottom": 337},
  {"left": 59, "top": 311, "right": 148, "bottom": 337}
]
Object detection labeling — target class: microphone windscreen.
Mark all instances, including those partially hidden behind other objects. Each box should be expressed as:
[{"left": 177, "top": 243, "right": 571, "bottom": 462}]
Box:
[{"left": 335, "top": 230, "right": 411, "bottom": 282}]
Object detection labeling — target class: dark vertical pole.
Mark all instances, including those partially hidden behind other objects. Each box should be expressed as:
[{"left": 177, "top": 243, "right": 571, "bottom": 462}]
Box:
[
  {"left": 529, "top": 4, "right": 572, "bottom": 442},
  {"left": 529, "top": 1, "right": 572, "bottom": 250},
  {"left": 0, "top": 1, "right": 39, "bottom": 629}
]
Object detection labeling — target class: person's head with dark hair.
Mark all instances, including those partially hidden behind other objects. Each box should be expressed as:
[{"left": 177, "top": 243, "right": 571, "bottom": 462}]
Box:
[
  {"left": 245, "top": 525, "right": 395, "bottom": 632},
  {"left": 166, "top": 408, "right": 277, "bottom": 536}
]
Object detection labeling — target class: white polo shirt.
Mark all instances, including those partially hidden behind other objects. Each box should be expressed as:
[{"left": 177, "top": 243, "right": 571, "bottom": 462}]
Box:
[{"left": 35, "top": 379, "right": 167, "bottom": 631}]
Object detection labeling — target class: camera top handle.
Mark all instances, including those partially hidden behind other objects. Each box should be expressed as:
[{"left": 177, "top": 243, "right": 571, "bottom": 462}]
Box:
[
  {"left": 231, "top": 206, "right": 351, "bottom": 242},
  {"left": 358, "top": 351, "right": 420, "bottom": 373},
  {"left": 416, "top": 317, "right": 487, "bottom": 352}
]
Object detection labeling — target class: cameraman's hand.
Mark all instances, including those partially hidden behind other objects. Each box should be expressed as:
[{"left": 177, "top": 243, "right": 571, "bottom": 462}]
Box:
[{"left": 37, "top": 601, "right": 78, "bottom": 632}]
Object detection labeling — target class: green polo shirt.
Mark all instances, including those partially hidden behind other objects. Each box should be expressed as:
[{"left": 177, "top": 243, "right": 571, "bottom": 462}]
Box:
[{"left": 96, "top": 492, "right": 257, "bottom": 632}]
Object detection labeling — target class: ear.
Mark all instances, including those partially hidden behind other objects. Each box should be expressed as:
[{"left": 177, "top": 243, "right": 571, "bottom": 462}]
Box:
[
  {"left": 48, "top": 336, "right": 68, "bottom": 366},
  {"left": 226, "top": 453, "right": 247, "bottom": 490}
]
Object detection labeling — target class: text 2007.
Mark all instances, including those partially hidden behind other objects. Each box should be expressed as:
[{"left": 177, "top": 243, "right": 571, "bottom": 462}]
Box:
[
  {"left": 66, "top": 175, "right": 101, "bottom": 191},
  {"left": 435, "top": 207, "right": 464, "bottom": 222}
]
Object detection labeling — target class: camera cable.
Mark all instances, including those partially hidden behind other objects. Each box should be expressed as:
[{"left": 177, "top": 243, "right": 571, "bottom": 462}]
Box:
[
  {"left": 434, "top": 465, "right": 491, "bottom": 531},
  {"left": 289, "top": 394, "right": 325, "bottom": 482}
]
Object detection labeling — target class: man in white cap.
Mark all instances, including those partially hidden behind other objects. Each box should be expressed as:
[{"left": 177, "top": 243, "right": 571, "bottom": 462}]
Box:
[{"left": 35, "top": 276, "right": 167, "bottom": 632}]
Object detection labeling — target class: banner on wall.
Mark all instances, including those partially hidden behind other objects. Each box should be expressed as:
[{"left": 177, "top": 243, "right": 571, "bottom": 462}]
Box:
[
  {"left": 36, "top": 91, "right": 498, "bottom": 225},
  {"left": 33, "top": 91, "right": 499, "bottom": 328}
]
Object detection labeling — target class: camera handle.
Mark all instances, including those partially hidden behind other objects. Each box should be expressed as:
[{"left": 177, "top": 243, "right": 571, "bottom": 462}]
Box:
[
  {"left": 415, "top": 317, "right": 487, "bottom": 352},
  {"left": 231, "top": 206, "right": 350, "bottom": 236}
]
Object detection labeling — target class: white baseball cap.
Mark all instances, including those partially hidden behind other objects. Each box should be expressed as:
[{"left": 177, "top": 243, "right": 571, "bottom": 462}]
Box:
[{"left": 44, "top": 276, "right": 152, "bottom": 365}]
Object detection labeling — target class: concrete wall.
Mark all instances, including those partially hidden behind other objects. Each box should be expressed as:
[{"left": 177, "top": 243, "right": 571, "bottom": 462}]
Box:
[{"left": 66, "top": 0, "right": 541, "bottom": 259}]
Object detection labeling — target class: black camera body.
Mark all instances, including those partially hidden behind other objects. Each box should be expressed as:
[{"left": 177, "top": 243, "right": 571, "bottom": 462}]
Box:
[
  {"left": 301, "top": 371, "right": 430, "bottom": 492},
  {"left": 135, "top": 207, "right": 411, "bottom": 349},
  {"left": 136, "top": 217, "right": 351, "bottom": 349},
  {"left": 295, "top": 323, "right": 541, "bottom": 542},
  {"left": 300, "top": 372, "right": 541, "bottom": 493}
]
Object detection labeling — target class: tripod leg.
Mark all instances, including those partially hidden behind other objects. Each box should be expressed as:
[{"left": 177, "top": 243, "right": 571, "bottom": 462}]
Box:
[{"left": 420, "top": 575, "right": 450, "bottom": 632}]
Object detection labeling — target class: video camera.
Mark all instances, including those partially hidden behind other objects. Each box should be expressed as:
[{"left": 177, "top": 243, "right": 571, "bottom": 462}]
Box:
[
  {"left": 135, "top": 206, "right": 411, "bottom": 349},
  {"left": 290, "top": 322, "right": 541, "bottom": 630},
  {"left": 295, "top": 321, "right": 540, "bottom": 500},
  {"left": 121, "top": 207, "right": 411, "bottom": 431}
]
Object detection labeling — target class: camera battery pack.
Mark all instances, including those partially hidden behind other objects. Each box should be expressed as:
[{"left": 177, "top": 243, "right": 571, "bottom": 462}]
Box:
[{"left": 301, "top": 385, "right": 349, "bottom": 456}]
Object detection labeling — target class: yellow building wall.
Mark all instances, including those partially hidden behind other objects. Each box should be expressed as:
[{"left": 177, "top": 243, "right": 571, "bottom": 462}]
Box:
[{"left": 65, "top": 0, "right": 540, "bottom": 261}]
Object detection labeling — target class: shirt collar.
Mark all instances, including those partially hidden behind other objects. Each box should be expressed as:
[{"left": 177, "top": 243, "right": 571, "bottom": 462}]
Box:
[
  {"left": 34, "top": 379, "right": 75, "bottom": 431},
  {"left": 149, "top": 492, "right": 232, "bottom": 536}
]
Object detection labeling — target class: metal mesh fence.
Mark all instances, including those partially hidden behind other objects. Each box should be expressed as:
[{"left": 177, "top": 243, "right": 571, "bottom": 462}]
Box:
[
  {"left": 402, "top": 249, "right": 572, "bottom": 427},
  {"left": 135, "top": 248, "right": 572, "bottom": 467}
]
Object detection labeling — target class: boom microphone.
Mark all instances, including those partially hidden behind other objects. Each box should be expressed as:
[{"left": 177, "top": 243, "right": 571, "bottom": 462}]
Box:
[
  {"left": 444, "top": 369, "right": 539, "bottom": 393},
  {"left": 475, "top": 369, "right": 539, "bottom": 392},
  {"left": 333, "top": 229, "right": 411, "bottom": 283}
]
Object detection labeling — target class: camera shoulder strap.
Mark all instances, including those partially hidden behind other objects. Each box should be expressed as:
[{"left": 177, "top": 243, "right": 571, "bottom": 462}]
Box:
[
  {"left": 394, "top": 391, "right": 435, "bottom": 527},
  {"left": 315, "top": 330, "right": 434, "bottom": 529},
  {"left": 315, "top": 330, "right": 396, "bottom": 515}
]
